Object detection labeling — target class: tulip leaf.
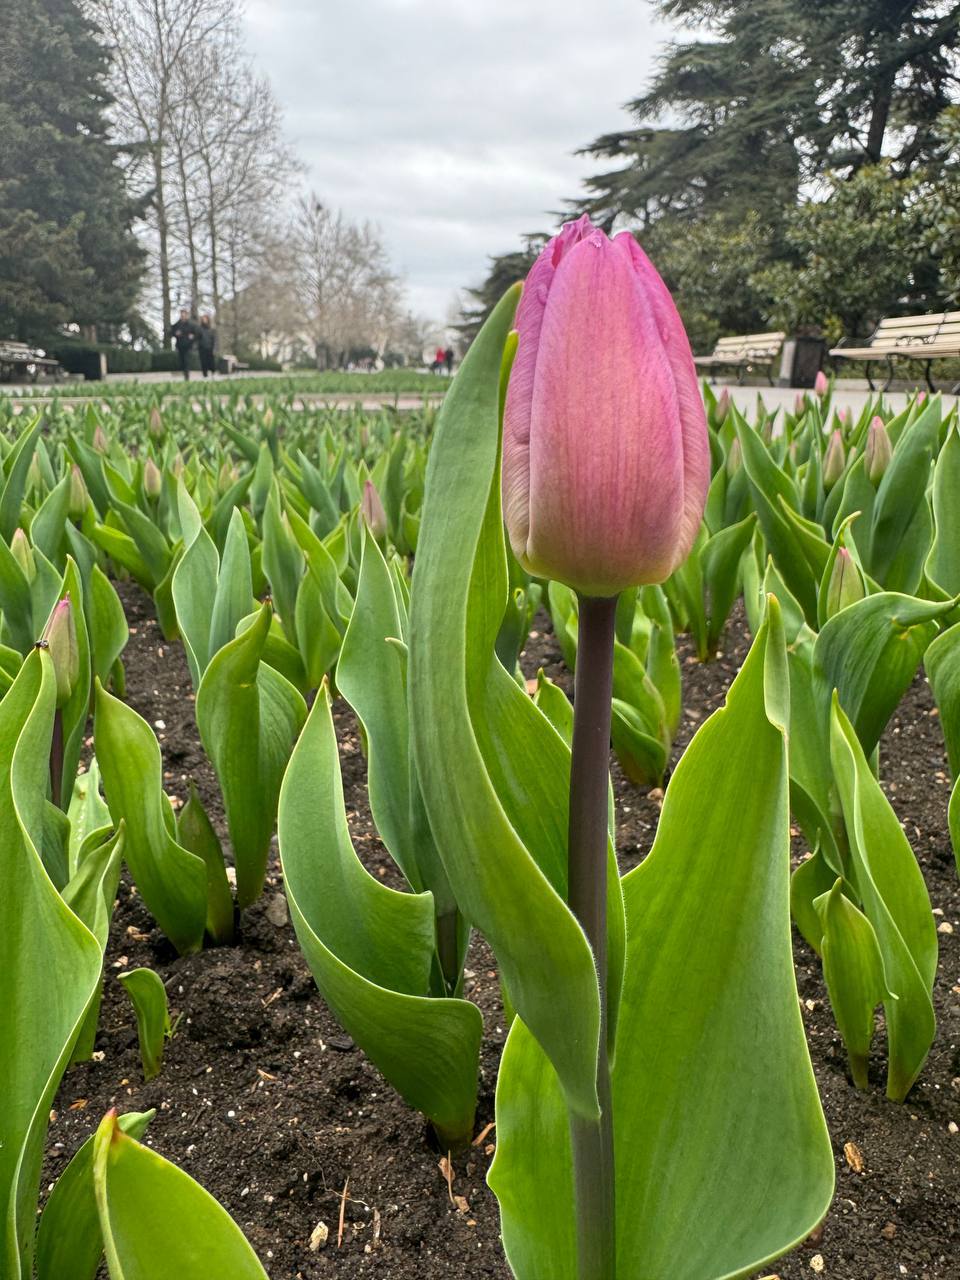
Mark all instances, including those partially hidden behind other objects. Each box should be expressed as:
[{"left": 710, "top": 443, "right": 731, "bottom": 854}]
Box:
[
  {"left": 64, "top": 825, "right": 125, "bottom": 1063},
  {"left": 870, "top": 398, "right": 939, "bottom": 589},
  {"left": 813, "top": 879, "right": 891, "bottom": 1089},
  {"left": 0, "top": 650, "right": 102, "bottom": 1279},
  {"left": 409, "top": 284, "right": 626, "bottom": 1120},
  {"left": 176, "top": 783, "right": 235, "bottom": 945},
  {"left": 490, "top": 606, "right": 834, "bottom": 1279},
  {"left": 67, "top": 759, "right": 112, "bottom": 877},
  {"left": 196, "top": 602, "right": 307, "bottom": 908},
  {"left": 925, "top": 425, "right": 960, "bottom": 596},
  {"left": 278, "top": 687, "right": 482, "bottom": 1146},
  {"left": 814, "top": 592, "right": 953, "bottom": 758},
  {"left": 829, "top": 696, "right": 937, "bottom": 1100},
  {"left": 87, "top": 565, "right": 129, "bottom": 689},
  {"left": 35, "top": 1111, "right": 154, "bottom": 1280},
  {"left": 92, "top": 1113, "right": 269, "bottom": 1279},
  {"left": 94, "top": 680, "right": 207, "bottom": 954},
  {"left": 118, "top": 968, "right": 172, "bottom": 1082}
]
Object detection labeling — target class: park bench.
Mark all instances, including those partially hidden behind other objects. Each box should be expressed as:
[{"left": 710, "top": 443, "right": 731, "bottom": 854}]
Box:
[
  {"left": 693, "top": 332, "right": 785, "bottom": 384},
  {"left": 829, "top": 312, "right": 960, "bottom": 391},
  {"left": 0, "top": 341, "right": 63, "bottom": 383}
]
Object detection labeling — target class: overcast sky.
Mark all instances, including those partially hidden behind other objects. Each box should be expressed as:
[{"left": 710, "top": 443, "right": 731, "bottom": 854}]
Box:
[{"left": 244, "top": 0, "right": 668, "bottom": 323}]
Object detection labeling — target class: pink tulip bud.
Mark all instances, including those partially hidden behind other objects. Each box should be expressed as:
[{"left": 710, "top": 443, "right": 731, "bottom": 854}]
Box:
[
  {"left": 502, "top": 215, "right": 709, "bottom": 597},
  {"left": 92, "top": 425, "right": 109, "bottom": 453},
  {"left": 794, "top": 393, "right": 806, "bottom": 417},
  {"left": 864, "top": 416, "right": 892, "bottom": 485},
  {"left": 143, "top": 457, "right": 162, "bottom": 498},
  {"left": 814, "top": 370, "right": 829, "bottom": 397},
  {"left": 148, "top": 406, "right": 164, "bottom": 439},
  {"left": 39, "top": 598, "right": 79, "bottom": 708},
  {"left": 823, "top": 429, "right": 846, "bottom": 489},
  {"left": 825, "top": 547, "right": 865, "bottom": 619},
  {"left": 917, "top": 390, "right": 927, "bottom": 405},
  {"left": 838, "top": 407, "right": 851, "bottom": 426},
  {"left": 361, "top": 479, "right": 388, "bottom": 541}
]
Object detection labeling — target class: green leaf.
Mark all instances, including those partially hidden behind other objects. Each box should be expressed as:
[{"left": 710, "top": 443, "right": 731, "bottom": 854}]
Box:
[
  {"left": 0, "top": 415, "right": 42, "bottom": 541},
  {"left": 118, "top": 969, "right": 172, "bottom": 1082},
  {"left": 278, "top": 687, "right": 482, "bottom": 1146},
  {"left": 0, "top": 650, "right": 102, "bottom": 1278},
  {"left": 92, "top": 1113, "right": 269, "bottom": 1279},
  {"left": 35, "top": 1111, "right": 154, "bottom": 1280},
  {"left": 814, "top": 592, "right": 954, "bottom": 758},
  {"left": 176, "top": 783, "right": 234, "bottom": 946},
  {"left": 925, "top": 426, "right": 960, "bottom": 595},
  {"left": 94, "top": 680, "right": 207, "bottom": 955},
  {"left": 408, "top": 285, "right": 624, "bottom": 1120},
  {"left": 87, "top": 566, "right": 129, "bottom": 690},
  {"left": 490, "top": 605, "right": 834, "bottom": 1279},
  {"left": 64, "top": 825, "right": 125, "bottom": 1062},
  {"left": 813, "top": 879, "right": 890, "bottom": 1089},
  {"left": 196, "top": 602, "right": 307, "bottom": 908},
  {"left": 702, "top": 511, "right": 757, "bottom": 651},
  {"left": 830, "top": 696, "right": 937, "bottom": 1100}
]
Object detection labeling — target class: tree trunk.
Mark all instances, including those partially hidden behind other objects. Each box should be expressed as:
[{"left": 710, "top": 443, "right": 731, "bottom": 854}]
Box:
[{"left": 154, "top": 143, "right": 172, "bottom": 343}]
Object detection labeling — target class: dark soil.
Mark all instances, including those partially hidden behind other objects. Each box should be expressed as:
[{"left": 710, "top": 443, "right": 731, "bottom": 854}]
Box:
[{"left": 44, "top": 590, "right": 960, "bottom": 1280}]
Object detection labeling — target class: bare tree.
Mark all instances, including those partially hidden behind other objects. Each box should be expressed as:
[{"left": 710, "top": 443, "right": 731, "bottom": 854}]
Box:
[
  {"left": 96, "top": 0, "right": 234, "bottom": 340},
  {"left": 289, "top": 195, "right": 405, "bottom": 367}
]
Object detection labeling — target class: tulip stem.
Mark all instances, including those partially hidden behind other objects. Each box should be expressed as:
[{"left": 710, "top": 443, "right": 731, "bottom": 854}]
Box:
[
  {"left": 568, "top": 592, "right": 618, "bottom": 1280},
  {"left": 50, "top": 707, "right": 64, "bottom": 810}
]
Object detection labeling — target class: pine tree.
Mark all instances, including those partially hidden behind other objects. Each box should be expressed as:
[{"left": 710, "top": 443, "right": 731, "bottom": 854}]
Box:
[{"left": 0, "top": 0, "right": 145, "bottom": 341}]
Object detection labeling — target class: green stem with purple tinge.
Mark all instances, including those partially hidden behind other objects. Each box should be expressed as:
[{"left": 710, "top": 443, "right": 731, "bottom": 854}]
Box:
[
  {"left": 568, "top": 593, "right": 618, "bottom": 1280},
  {"left": 49, "top": 707, "right": 64, "bottom": 810}
]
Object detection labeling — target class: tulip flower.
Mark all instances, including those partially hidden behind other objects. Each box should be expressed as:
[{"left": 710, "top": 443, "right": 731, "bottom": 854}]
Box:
[
  {"left": 814, "top": 370, "right": 829, "bottom": 396},
  {"left": 93, "top": 424, "right": 110, "bottom": 453},
  {"left": 148, "top": 406, "right": 164, "bottom": 439},
  {"left": 823, "top": 429, "right": 846, "bottom": 490},
  {"left": 865, "top": 416, "right": 892, "bottom": 485},
  {"left": 502, "top": 214, "right": 709, "bottom": 599},
  {"left": 502, "top": 215, "right": 709, "bottom": 1280},
  {"left": 361, "top": 480, "right": 388, "bottom": 541},
  {"left": 825, "top": 547, "right": 865, "bottom": 619},
  {"left": 794, "top": 393, "right": 806, "bottom": 417}
]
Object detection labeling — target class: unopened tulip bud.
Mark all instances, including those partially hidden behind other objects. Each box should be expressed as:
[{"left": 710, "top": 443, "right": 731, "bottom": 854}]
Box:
[
  {"left": 917, "top": 390, "right": 927, "bottom": 405},
  {"left": 39, "top": 598, "right": 79, "bottom": 708},
  {"left": 725, "top": 437, "right": 742, "bottom": 478},
  {"left": 92, "top": 425, "right": 109, "bottom": 453},
  {"left": 218, "top": 460, "right": 236, "bottom": 493},
  {"left": 359, "top": 425, "right": 370, "bottom": 450},
  {"left": 68, "top": 465, "right": 88, "bottom": 519},
  {"left": 143, "top": 457, "right": 162, "bottom": 498},
  {"left": 27, "top": 457, "right": 43, "bottom": 492},
  {"left": 823, "top": 429, "right": 846, "bottom": 490},
  {"left": 361, "top": 480, "right": 388, "bottom": 540},
  {"left": 794, "top": 393, "right": 806, "bottom": 417},
  {"left": 502, "top": 215, "right": 709, "bottom": 596},
  {"left": 715, "top": 388, "right": 730, "bottom": 425},
  {"left": 825, "top": 547, "right": 865, "bottom": 619},
  {"left": 11, "top": 528, "right": 36, "bottom": 583},
  {"left": 148, "top": 406, "right": 164, "bottom": 439},
  {"left": 171, "top": 452, "right": 184, "bottom": 478},
  {"left": 263, "top": 407, "right": 274, "bottom": 430},
  {"left": 864, "top": 416, "right": 892, "bottom": 485},
  {"left": 814, "top": 370, "right": 829, "bottom": 396},
  {"left": 838, "top": 407, "right": 851, "bottom": 427}
]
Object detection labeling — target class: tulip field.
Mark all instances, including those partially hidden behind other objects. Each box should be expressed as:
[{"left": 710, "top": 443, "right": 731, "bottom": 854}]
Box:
[{"left": 3, "top": 231, "right": 960, "bottom": 1280}]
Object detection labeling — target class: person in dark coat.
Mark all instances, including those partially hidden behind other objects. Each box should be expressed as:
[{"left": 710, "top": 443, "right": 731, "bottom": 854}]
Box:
[
  {"left": 197, "top": 314, "right": 217, "bottom": 378},
  {"left": 170, "top": 309, "right": 198, "bottom": 381},
  {"left": 444, "top": 346, "right": 455, "bottom": 375}
]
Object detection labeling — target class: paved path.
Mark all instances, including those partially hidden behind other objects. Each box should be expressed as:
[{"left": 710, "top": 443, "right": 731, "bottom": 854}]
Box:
[{"left": 722, "top": 383, "right": 956, "bottom": 418}]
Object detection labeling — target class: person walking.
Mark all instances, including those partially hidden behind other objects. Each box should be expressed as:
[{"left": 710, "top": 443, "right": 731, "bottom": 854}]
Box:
[
  {"left": 170, "top": 309, "right": 198, "bottom": 381},
  {"left": 197, "top": 314, "right": 217, "bottom": 378},
  {"left": 433, "top": 345, "right": 445, "bottom": 374},
  {"left": 444, "top": 346, "right": 455, "bottom": 375}
]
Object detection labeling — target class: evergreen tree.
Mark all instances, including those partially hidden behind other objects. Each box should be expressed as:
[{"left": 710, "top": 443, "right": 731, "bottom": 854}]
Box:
[
  {"left": 457, "top": 237, "right": 546, "bottom": 347},
  {"left": 0, "top": 0, "right": 145, "bottom": 341},
  {"left": 579, "top": 0, "right": 960, "bottom": 227}
]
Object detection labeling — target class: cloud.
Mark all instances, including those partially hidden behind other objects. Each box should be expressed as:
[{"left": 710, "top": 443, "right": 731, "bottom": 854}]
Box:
[{"left": 245, "top": 0, "right": 666, "bottom": 318}]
